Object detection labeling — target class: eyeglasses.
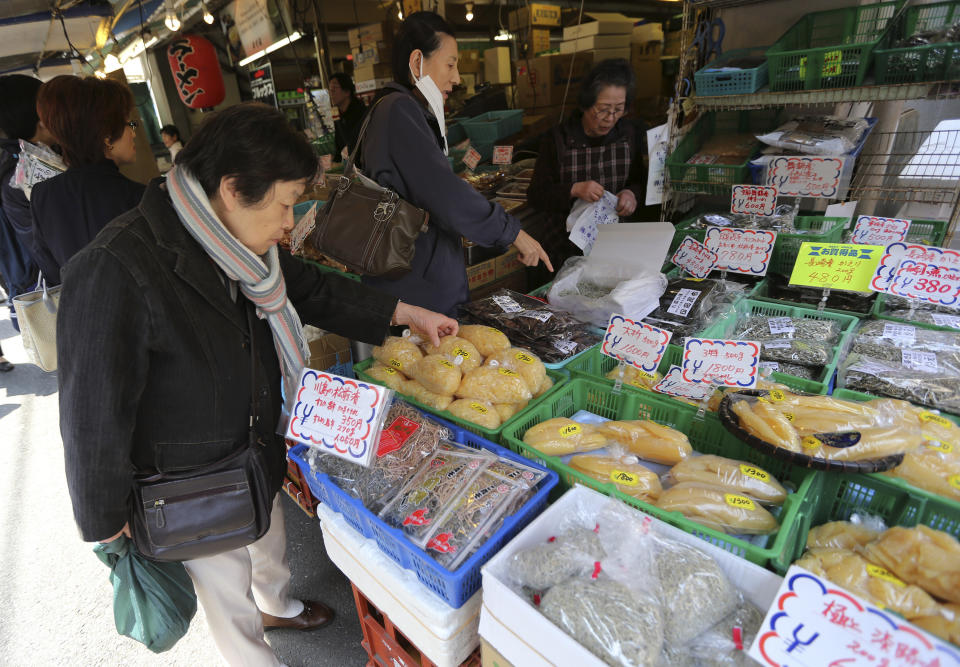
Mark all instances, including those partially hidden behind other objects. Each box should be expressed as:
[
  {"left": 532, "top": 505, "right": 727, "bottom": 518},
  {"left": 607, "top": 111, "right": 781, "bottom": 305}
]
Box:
[
  {"left": 127, "top": 120, "right": 140, "bottom": 129},
  {"left": 592, "top": 105, "right": 626, "bottom": 120}
]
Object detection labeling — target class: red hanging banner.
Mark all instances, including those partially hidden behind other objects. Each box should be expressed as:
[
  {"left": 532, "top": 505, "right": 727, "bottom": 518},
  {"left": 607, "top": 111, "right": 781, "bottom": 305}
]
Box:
[{"left": 167, "top": 35, "right": 226, "bottom": 109}]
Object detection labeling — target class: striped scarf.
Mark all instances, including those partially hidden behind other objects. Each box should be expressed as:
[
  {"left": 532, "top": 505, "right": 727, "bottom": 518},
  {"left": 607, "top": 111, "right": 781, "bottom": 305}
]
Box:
[{"left": 167, "top": 164, "right": 307, "bottom": 396}]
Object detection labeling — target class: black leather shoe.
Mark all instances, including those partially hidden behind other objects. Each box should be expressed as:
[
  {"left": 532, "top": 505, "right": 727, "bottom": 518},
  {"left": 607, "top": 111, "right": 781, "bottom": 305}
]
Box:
[{"left": 262, "top": 600, "right": 334, "bottom": 631}]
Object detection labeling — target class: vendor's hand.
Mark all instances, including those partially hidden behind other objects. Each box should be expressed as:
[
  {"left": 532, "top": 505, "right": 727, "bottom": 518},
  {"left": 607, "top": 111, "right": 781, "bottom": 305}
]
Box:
[
  {"left": 513, "top": 230, "right": 554, "bottom": 272},
  {"left": 100, "top": 522, "right": 131, "bottom": 544},
  {"left": 392, "top": 302, "right": 458, "bottom": 347},
  {"left": 616, "top": 189, "right": 637, "bottom": 217},
  {"left": 571, "top": 180, "right": 604, "bottom": 203}
]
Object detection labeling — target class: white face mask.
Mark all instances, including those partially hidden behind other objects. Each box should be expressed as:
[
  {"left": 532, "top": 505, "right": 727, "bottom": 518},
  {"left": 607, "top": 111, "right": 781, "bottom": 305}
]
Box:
[{"left": 411, "top": 54, "right": 448, "bottom": 155}]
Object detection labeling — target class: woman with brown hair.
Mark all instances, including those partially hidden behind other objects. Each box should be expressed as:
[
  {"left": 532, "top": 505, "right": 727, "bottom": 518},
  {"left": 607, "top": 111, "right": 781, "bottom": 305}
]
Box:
[{"left": 30, "top": 75, "right": 145, "bottom": 285}]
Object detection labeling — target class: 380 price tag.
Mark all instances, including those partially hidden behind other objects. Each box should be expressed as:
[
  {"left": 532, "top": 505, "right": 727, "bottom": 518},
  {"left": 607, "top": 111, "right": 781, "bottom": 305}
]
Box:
[{"left": 888, "top": 259, "right": 960, "bottom": 308}]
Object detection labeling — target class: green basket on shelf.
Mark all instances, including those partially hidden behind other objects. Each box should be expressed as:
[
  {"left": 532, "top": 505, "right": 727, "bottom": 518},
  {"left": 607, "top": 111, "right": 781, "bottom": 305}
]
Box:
[
  {"left": 353, "top": 358, "right": 567, "bottom": 443},
  {"left": 870, "top": 293, "right": 960, "bottom": 332},
  {"left": 500, "top": 377, "right": 822, "bottom": 571},
  {"left": 766, "top": 1, "right": 902, "bottom": 91},
  {"left": 751, "top": 278, "right": 875, "bottom": 317},
  {"left": 904, "top": 217, "right": 949, "bottom": 247},
  {"left": 875, "top": 0, "right": 960, "bottom": 84}
]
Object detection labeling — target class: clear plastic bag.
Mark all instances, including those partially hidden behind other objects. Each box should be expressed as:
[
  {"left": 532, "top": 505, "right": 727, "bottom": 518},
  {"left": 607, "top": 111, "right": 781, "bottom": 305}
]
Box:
[
  {"left": 756, "top": 115, "right": 869, "bottom": 156},
  {"left": 861, "top": 525, "right": 960, "bottom": 605},
  {"left": 655, "top": 483, "right": 780, "bottom": 535},
  {"left": 734, "top": 315, "right": 841, "bottom": 345},
  {"left": 11, "top": 139, "right": 65, "bottom": 200},
  {"left": 806, "top": 517, "right": 885, "bottom": 551},
  {"left": 663, "top": 600, "right": 764, "bottom": 666},
  {"left": 851, "top": 320, "right": 960, "bottom": 359},
  {"left": 840, "top": 352, "right": 960, "bottom": 414},
  {"left": 665, "top": 454, "right": 787, "bottom": 505},
  {"left": 509, "top": 527, "right": 607, "bottom": 590}
]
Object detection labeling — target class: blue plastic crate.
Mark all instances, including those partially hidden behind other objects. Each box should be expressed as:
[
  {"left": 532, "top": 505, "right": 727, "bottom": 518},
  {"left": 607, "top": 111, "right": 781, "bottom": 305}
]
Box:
[
  {"left": 460, "top": 110, "right": 524, "bottom": 143},
  {"left": 287, "top": 411, "right": 557, "bottom": 608},
  {"left": 694, "top": 47, "right": 770, "bottom": 96}
]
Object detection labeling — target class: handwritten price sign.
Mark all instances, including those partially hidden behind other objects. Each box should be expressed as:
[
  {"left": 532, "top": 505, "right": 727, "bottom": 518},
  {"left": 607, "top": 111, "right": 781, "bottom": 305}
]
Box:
[
  {"left": 704, "top": 227, "right": 777, "bottom": 275},
  {"left": 731, "top": 184, "right": 778, "bottom": 217},
  {"left": 653, "top": 365, "right": 714, "bottom": 400},
  {"left": 286, "top": 369, "right": 391, "bottom": 467},
  {"left": 852, "top": 215, "right": 911, "bottom": 245},
  {"left": 889, "top": 259, "right": 960, "bottom": 308},
  {"left": 463, "top": 146, "right": 482, "bottom": 171},
  {"left": 682, "top": 338, "right": 760, "bottom": 388},
  {"left": 671, "top": 235, "right": 718, "bottom": 279},
  {"left": 766, "top": 156, "right": 845, "bottom": 198},
  {"left": 289, "top": 201, "right": 318, "bottom": 254},
  {"left": 602, "top": 315, "right": 672, "bottom": 374},
  {"left": 492, "top": 145, "right": 513, "bottom": 165},
  {"left": 748, "top": 566, "right": 960, "bottom": 667},
  {"left": 871, "top": 242, "right": 960, "bottom": 295},
  {"left": 790, "top": 242, "right": 883, "bottom": 293}
]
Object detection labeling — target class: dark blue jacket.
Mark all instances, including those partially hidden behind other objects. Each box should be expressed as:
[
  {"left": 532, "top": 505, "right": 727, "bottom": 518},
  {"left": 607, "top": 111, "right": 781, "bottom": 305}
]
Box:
[
  {"left": 359, "top": 84, "right": 521, "bottom": 317},
  {"left": 0, "top": 139, "right": 39, "bottom": 299}
]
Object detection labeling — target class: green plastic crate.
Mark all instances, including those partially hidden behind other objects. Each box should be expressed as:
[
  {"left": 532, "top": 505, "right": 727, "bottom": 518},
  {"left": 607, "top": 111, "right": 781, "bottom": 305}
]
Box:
[
  {"left": 766, "top": 2, "right": 901, "bottom": 91},
  {"left": 353, "top": 358, "right": 567, "bottom": 443},
  {"left": 500, "top": 377, "right": 822, "bottom": 570},
  {"left": 870, "top": 294, "right": 960, "bottom": 333},
  {"left": 665, "top": 110, "right": 779, "bottom": 195},
  {"left": 904, "top": 217, "right": 949, "bottom": 247},
  {"left": 875, "top": 1, "right": 960, "bottom": 84},
  {"left": 752, "top": 278, "right": 875, "bottom": 317}
]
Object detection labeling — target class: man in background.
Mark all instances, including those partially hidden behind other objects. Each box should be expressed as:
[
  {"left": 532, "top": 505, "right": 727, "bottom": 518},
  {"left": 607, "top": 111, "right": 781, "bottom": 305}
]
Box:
[{"left": 329, "top": 73, "right": 366, "bottom": 159}]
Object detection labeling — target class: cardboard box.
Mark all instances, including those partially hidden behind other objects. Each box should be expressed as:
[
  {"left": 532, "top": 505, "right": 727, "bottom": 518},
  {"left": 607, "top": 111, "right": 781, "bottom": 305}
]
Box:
[
  {"left": 589, "top": 47, "right": 631, "bottom": 61},
  {"left": 495, "top": 247, "right": 523, "bottom": 278},
  {"left": 632, "top": 41, "right": 663, "bottom": 99},
  {"left": 507, "top": 3, "right": 561, "bottom": 31},
  {"left": 633, "top": 22, "right": 664, "bottom": 44},
  {"left": 348, "top": 21, "right": 395, "bottom": 49},
  {"left": 353, "top": 62, "right": 392, "bottom": 82},
  {"left": 467, "top": 256, "right": 498, "bottom": 290},
  {"left": 559, "top": 34, "right": 631, "bottom": 54},
  {"left": 484, "top": 47, "right": 512, "bottom": 84},
  {"left": 515, "top": 53, "right": 592, "bottom": 108},
  {"left": 481, "top": 638, "right": 514, "bottom": 667},
  {"left": 307, "top": 333, "right": 351, "bottom": 372},
  {"left": 469, "top": 269, "right": 527, "bottom": 301},
  {"left": 562, "top": 12, "right": 638, "bottom": 41},
  {"left": 458, "top": 49, "right": 482, "bottom": 75},
  {"left": 529, "top": 28, "right": 552, "bottom": 55},
  {"left": 351, "top": 41, "right": 389, "bottom": 66}
]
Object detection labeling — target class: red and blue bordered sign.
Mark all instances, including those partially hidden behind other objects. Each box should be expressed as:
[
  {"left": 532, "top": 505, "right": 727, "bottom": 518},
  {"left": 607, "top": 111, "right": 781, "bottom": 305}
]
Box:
[
  {"left": 682, "top": 338, "right": 760, "bottom": 388},
  {"left": 602, "top": 315, "right": 671, "bottom": 374}
]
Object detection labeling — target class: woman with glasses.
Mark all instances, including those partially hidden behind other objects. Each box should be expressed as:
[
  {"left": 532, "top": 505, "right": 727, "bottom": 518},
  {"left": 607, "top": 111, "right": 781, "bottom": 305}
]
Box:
[
  {"left": 528, "top": 58, "right": 646, "bottom": 269},
  {"left": 29, "top": 75, "right": 146, "bottom": 285}
]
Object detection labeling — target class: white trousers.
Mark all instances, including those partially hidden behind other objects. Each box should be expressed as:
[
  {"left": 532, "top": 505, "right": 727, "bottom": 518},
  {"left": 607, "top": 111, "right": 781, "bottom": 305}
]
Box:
[{"left": 183, "top": 495, "right": 304, "bottom": 667}]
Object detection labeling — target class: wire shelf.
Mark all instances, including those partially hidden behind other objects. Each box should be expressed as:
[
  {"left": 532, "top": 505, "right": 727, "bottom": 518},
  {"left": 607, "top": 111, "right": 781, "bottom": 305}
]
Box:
[{"left": 692, "top": 81, "right": 960, "bottom": 110}]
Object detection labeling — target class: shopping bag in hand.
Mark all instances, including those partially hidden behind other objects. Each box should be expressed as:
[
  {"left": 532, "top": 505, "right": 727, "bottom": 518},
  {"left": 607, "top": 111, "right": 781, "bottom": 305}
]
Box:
[{"left": 93, "top": 536, "right": 197, "bottom": 653}]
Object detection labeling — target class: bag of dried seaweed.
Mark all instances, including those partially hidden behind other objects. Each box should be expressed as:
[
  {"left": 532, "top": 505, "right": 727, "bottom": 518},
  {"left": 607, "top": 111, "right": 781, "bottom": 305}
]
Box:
[
  {"left": 851, "top": 320, "right": 960, "bottom": 359},
  {"left": 759, "top": 339, "right": 832, "bottom": 367},
  {"left": 839, "top": 352, "right": 960, "bottom": 414},
  {"left": 759, "top": 360, "right": 821, "bottom": 380},
  {"left": 756, "top": 115, "right": 869, "bottom": 156},
  {"left": 734, "top": 315, "right": 841, "bottom": 345}
]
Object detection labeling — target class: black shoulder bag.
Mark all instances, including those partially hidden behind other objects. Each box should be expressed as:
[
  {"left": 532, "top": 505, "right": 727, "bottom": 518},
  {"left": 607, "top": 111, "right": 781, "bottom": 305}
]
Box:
[{"left": 131, "top": 305, "right": 274, "bottom": 561}]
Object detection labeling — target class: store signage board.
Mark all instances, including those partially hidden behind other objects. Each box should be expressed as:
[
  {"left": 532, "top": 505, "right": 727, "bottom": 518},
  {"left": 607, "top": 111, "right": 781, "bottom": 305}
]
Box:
[
  {"left": 682, "top": 338, "right": 760, "bottom": 388},
  {"left": 602, "top": 315, "right": 672, "bottom": 374},
  {"left": 286, "top": 368, "right": 391, "bottom": 467},
  {"left": 748, "top": 566, "right": 960, "bottom": 667},
  {"left": 870, "top": 241, "right": 960, "bottom": 295},
  {"left": 491, "top": 145, "right": 513, "bottom": 165},
  {"left": 653, "top": 365, "right": 714, "bottom": 400},
  {"left": 790, "top": 242, "right": 883, "bottom": 293},
  {"left": 671, "top": 235, "right": 718, "bottom": 279},
  {"left": 704, "top": 227, "right": 776, "bottom": 276},
  {"left": 851, "top": 215, "right": 912, "bottom": 245},
  {"left": 731, "top": 184, "right": 778, "bottom": 217},
  {"left": 888, "top": 259, "right": 960, "bottom": 308},
  {"left": 766, "top": 156, "right": 845, "bottom": 198},
  {"left": 289, "top": 201, "right": 318, "bottom": 254},
  {"left": 463, "top": 147, "right": 482, "bottom": 171}
]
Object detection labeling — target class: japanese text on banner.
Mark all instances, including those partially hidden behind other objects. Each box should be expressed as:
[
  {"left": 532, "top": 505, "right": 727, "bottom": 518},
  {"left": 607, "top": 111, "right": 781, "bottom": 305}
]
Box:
[
  {"left": 704, "top": 227, "right": 776, "bottom": 276},
  {"left": 653, "top": 365, "right": 714, "bottom": 400},
  {"left": 766, "top": 156, "right": 844, "bottom": 198},
  {"left": 748, "top": 566, "right": 960, "bottom": 667},
  {"left": 285, "top": 369, "right": 391, "bottom": 466},
  {"left": 682, "top": 338, "right": 760, "bottom": 388},
  {"left": 602, "top": 315, "right": 672, "bottom": 373},
  {"left": 871, "top": 242, "right": 960, "bottom": 295},
  {"left": 790, "top": 242, "right": 883, "bottom": 292},
  {"left": 889, "top": 260, "right": 960, "bottom": 308},
  {"left": 672, "top": 235, "right": 718, "bottom": 279},
  {"left": 731, "top": 184, "right": 778, "bottom": 217},
  {"left": 852, "top": 215, "right": 911, "bottom": 245}
]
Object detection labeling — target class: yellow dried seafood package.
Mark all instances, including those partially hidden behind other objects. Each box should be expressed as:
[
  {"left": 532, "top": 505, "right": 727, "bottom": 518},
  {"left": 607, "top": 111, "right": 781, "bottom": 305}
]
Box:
[
  {"left": 533, "top": 374, "right": 554, "bottom": 398},
  {"left": 569, "top": 454, "right": 662, "bottom": 501},
  {"left": 494, "top": 401, "right": 528, "bottom": 422},
  {"left": 912, "top": 604, "right": 960, "bottom": 646},
  {"left": 885, "top": 439, "right": 960, "bottom": 502},
  {"left": 446, "top": 399, "right": 500, "bottom": 430},
  {"left": 372, "top": 336, "right": 423, "bottom": 374},
  {"left": 522, "top": 417, "right": 607, "bottom": 456},
  {"left": 595, "top": 420, "right": 692, "bottom": 465},
  {"left": 400, "top": 380, "right": 453, "bottom": 412},
  {"left": 409, "top": 354, "right": 462, "bottom": 396},
  {"left": 484, "top": 347, "right": 546, "bottom": 392},
  {"left": 655, "top": 483, "right": 779, "bottom": 535},
  {"left": 604, "top": 365, "right": 660, "bottom": 390},
  {"left": 807, "top": 521, "right": 881, "bottom": 551},
  {"left": 667, "top": 455, "right": 787, "bottom": 504},
  {"left": 422, "top": 336, "right": 482, "bottom": 372},
  {"left": 365, "top": 362, "right": 406, "bottom": 391},
  {"left": 456, "top": 366, "right": 532, "bottom": 404},
  {"left": 731, "top": 398, "right": 801, "bottom": 452},
  {"left": 861, "top": 525, "right": 960, "bottom": 605},
  {"left": 458, "top": 324, "right": 510, "bottom": 357}
]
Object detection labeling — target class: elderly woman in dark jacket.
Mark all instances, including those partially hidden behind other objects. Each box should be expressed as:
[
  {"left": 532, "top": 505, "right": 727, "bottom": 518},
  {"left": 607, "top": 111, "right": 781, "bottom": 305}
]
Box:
[
  {"left": 358, "top": 11, "right": 552, "bottom": 317},
  {"left": 57, "top": 103, "right": 456, "bottom": 666}
]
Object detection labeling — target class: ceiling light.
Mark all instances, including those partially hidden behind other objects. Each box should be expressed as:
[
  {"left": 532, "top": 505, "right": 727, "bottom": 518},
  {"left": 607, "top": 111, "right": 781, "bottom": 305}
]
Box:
[
  {"left": 94, "top": 69, "right": 107, "bottom": 79},
  {"left": 397, "top": 8, "right": 403, "bottom": 19},
  {"left": 465, "top": 3, "right": 474, "bottom": 21},
  {"left": 238, "top": 31, "right": 303, "bottom": 67},
  {"left": 202, "top": 2, "right": 214, "bottom": 24},
  {"left": 164, "top": 13, "right": 181, "bottom": 31},
  {"left": 494, "top": 29, "right": 511, "bottom": 41}
]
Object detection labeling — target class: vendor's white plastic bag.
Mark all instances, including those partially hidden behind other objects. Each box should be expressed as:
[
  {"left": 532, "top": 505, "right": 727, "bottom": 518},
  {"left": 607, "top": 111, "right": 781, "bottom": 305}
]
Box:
[{"left": 566, "top": 191, "right": 619, "bottom": 254}]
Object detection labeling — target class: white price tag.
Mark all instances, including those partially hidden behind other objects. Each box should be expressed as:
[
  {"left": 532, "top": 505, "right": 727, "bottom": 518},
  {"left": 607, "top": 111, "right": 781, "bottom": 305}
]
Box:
[
  {"left": 870, "top": 242, "right": 960, "bottom": 295},
  {"left": 764, "top": 340, "right": 792, "bottom": 350},
  {"left": 552, "top": 339, "right": 579, "bottom": 355},
  {"left": 491, "top": 145, "right": 513, "bottom": 165},
  {"left": 882, "top": 322, "right": 916, "bottom": 344},
  {"left": 848, "top": 360, "right": 893, "bottom": 376},
  {"left": 704, "top": 227, "right": 776, "bottom": 276},
  {"left": 519, "top": 311, "right": 552, "bottom": 323},
  {"left": 902, "top": 350, "right": 939, "bottom": 374},
  {"left": 759, "top": 361, "right": 780, "bottom": 371},
  {"left": 667, "top": 289, "right": 701, "bottom": 317},
  {"left": 463, "top": 147, "right": 482, "bottom": 170},
  {"left": 601, "top": 314, "right": 672, "bottom": 373},
  {"left": 765, "top": 156, "right": 846, "bottom": 198},
  {"left": 851, "top": 215, "right": 911, "bottom": 245},
  {"left": 681, "top": 338, "right": 761, "bottom": 388},
  {"left": 671, "top": 235, "right": 718, "bottom": 279},
  {"left": 932, "top": 313, "right": 960, "bottom": 329},
  {"left": 767, "top": 317, "right": 795, "bottom": 335},
  {"left": 492, "top": 295, "right": 522, "bottom": 313},
  {"left": 653, "top": 365, "right": 714, "bottom": 400},
  {"left": 731, "top": 184, "right": 778, "bottom": 217},
  {"left": 888, "top": 258, "right": 960, "bottom": 308}
]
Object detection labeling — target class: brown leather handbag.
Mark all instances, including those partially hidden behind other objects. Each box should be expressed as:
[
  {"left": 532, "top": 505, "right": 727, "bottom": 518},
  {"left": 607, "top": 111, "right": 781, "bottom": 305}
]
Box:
[{"left": 310, "top": 98, "right": 428, "bottom": 279}]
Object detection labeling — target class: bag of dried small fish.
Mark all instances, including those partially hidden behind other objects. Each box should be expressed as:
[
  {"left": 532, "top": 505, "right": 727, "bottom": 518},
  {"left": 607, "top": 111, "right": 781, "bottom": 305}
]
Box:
[
  {"left": 522, "top": 417, "right": 607, "bottom": 456},
  {"left": 840, "top": 352, "right": 960, "bottom": 414},
  {"left": 735, "top": 315, "right": 841, "bottom": 345},
  {"left": 372, "top": 336, "right": 423, "bottom": 374},
  {"left": 655, "top": 483, "right": 780, "bottom": 535},
  {"left": 665, "top": 454, "right": 787, "bottom": 504},
  {"left": 509, "top": 527, "right": 607, "bottom": 590},
  {"left": 569, "top": 454, "right": 662, "bottom": 501},
  {"left": 661, "top": 600, "right": 764, "bottom": 667}
]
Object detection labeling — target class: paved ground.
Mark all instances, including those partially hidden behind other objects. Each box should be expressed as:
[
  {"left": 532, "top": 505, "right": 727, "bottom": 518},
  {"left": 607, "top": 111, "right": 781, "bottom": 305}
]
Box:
[{"left": 0, "top": 305, "right": 367, "bottom": 666}]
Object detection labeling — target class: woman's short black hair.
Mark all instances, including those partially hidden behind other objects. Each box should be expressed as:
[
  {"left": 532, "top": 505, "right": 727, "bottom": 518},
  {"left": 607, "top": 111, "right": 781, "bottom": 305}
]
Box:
[
  {"left": 160, "top": 124, "right": 180, "bottom": 140},
  {"left": 329, "top": 72, "right": 355, "bottom": 97},
  {"left": 577, "top": 59, "right": 636, "bottom": 111},
  {"left": 0, "top": 74, "right": 43, "bottom": 141},
  {"left": 392, "top": 11, "right": 456, "bottom": 88},
  {"left": 176, "top": 102, "right": 317, "bottom": 204}
]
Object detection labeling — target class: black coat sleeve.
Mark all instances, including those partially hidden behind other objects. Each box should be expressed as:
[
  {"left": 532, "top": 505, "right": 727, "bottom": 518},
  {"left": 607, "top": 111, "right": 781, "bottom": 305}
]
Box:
[
  {"left": 281, "top": 250, "right": 398, "bottom": 344},
  {"left": 27, "top": 181, "right": 64, "bottom": 284},
  {"left": 527, "top": 131, "right": 575, "bottom": 218}
]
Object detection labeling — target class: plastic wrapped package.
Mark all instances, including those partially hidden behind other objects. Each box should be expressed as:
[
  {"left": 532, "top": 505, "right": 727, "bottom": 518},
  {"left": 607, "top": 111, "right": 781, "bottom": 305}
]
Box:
[
  {"left": 372, "top": 336, "right": 423, "bottom": 374},
  {"left": 731, "top": 398, "right": 802, "bottom": 452},
  {"left": 446, "top": 398, "right": 501, "bottom": 430},
  {"left": 509, "top": 527, "right": 607, "bottom": 590},
  {"left": 840, "top": 352, "right": 960, "bottom": 414},
  {"left": 365, "top": 362, "right": 407, "bottom": 390},
  {"left": 885, "top": 439, "right": 960, "bottom": 502},
  {"left": 534, "top": 374, "right": 554, "bottom": 398},
  {"left": 689, "top": 207, "right": 798, "bottom": 232},
  {"left": 457, "top": 324, "right": 511, "bottom": 357},
  {"left": 764, "top": 273, "right": 876, "bottom": 313},
  {"left": 851, "top": 320, "right": 960, "bottom": 359},
  {"left": 522, "top": 418, "right": 607, "bottom": 456},
  {"left": 569, "top": 454, "right": 663, "bottom": 501},
  {"left": 422, "top": 336, "right": 482, "bottom": 372},
  {"left": 644, "top": 278, "right": 746, "bottom": 341},
  {"left": 912, "top": 604, "right": 960, "bottom": 646},
  {"left": 605, "top": 364, "right": 661, "bottom": 390},
  {"left": 484, "top": 348, "right": 547, "bottom": 393},
  {"left": 493, "top": 401, "right": 527, "bottom": 422},
  {"left": 595, "top": 420, "right": 692, "bottom": 465},
  {"left": 807, "top": 520, "right": 883, "bottom": 551},
  {"left": 11, "top": 139, "right": 65, "bottom": 199},
  {"left": 886, "top": 309, "right": 960, "bottom": 330},
  {"left": 456, "top": 366, "right": 533, "bottom": 404},
  {"left": 666, "top": 455, "right": 787, "bottom": 504},
  {"left": 758, "top": 339, "right": 831, "bottom": 367},
  {"left": 655, "top": 483, "right": 780, "bottom": 535},
  {"left": 401, "top": 380, "right": 453, "bottom": 411},
  {"left": 409, "top": 354, "right": 462, "bottom": 396},
  {"left": 545, "top": 256, "right": 667, "bottom": 329},
  {"left": 665, "top": 600, "right": 764, "bottom": 667},
  {"left": 756, "top": 116, "right": 869, "bottom": 156},
  {"left": 734, "top": 315, "right": 841, "bottom": 345},
  {"left": 861, "top": 525, "right": 960, "bottom": 604},
  {"left": 758, "top": 360, "right": 821, "bottom": 380}
]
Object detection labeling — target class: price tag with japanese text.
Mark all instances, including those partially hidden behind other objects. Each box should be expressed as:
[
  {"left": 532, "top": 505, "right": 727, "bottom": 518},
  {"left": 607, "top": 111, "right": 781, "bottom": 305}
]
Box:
[
  {"left": 790, "top": 242, "right": 883, "bottom": 292},
  {"left": 851, "top": 215, "right": 911, "bottom": 245},
  {"left": 731, "top": 184, "right": 778, "bottom": 217},
  {"left": 889, "top": 259, "right": 960, "bottom": 308},
  {"left": 671, "top": 235, "right": 718, "bottom": 279},
  {"left": 285, "top": 368, "right": 393, "bottom": 467},
  {"left": 766, "top": 156, "right": 845, "bottom": 198},
  {"left": 602, "top": 314, "right": 672, "bottom": 374},
  {"left": 871, "top": 242, "right": 960, "bottom": 295},
  {"left": 748, "top": 566, "right": 960, "bottom": 667},
  {"left": 289, "top": 201, "right": 318, "bottom": 254},
  {"left": 704, "top": 227, "right": 776, "bottom": 276},
  {"left": 463, "top": 147, "right": 482, "bottom": 171},
  {"left": 653, "top": 365, "right": 714, "bottom": 400},
  {"left": 492, "top": 145, "right": 513, "bottom": 165},
  {"left": 682, "top": 338, "right": 760, "bottom": 388}
]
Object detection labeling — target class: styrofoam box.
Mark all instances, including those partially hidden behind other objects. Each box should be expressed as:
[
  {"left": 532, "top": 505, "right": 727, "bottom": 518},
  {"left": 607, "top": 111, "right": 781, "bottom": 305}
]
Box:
[
  {"left": 479, "top": 485, "right": 784, "bottom": 667},
  {"left": 318, "top": 503, "right": 481, "bottom": 667}
]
